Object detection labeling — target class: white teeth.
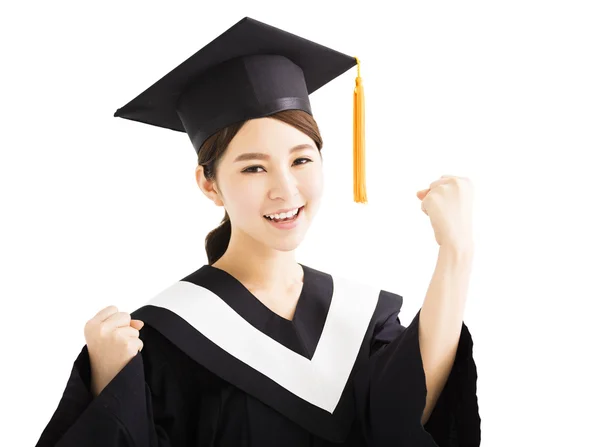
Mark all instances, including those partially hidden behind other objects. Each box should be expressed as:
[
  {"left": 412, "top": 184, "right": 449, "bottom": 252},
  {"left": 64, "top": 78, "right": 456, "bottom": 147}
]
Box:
[{"left": 265, "top": 207, "right": 300, "bottom": 220}]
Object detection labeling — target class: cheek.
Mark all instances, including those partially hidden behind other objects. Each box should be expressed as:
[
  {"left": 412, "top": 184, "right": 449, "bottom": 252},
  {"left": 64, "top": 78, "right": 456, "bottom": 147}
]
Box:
[
  {"left": 302, "top": 168, "right": 324, "bottom": 200},
  {"left": 226, "top": 182, "right": 262, "bottom": 218}
]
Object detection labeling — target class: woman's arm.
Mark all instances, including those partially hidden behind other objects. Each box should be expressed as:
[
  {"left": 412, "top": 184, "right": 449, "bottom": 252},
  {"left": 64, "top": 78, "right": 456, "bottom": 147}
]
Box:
[
  {"left": 419, "top": 244, "right": 474, "bottom": 425},
  {"left": 353, "top": 243, "right": 480, "bottom": 445}
]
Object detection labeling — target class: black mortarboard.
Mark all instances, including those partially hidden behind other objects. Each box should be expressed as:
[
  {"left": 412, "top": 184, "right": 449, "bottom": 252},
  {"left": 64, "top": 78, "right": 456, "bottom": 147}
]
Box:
[{"left": 114, "top": 16, "right": 367, "bottom": 202}]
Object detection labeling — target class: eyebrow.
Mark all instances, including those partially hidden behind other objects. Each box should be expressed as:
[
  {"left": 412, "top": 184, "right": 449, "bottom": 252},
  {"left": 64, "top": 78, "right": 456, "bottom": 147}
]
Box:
[{"left": 233, "top": 144, "right": 316, "bottom": 163}]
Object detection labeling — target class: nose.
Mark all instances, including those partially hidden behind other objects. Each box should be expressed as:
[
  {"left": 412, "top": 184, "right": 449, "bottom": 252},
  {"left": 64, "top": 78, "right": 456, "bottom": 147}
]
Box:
[{"left": 268, "top": 168, "right": 299, "bottom": 202}]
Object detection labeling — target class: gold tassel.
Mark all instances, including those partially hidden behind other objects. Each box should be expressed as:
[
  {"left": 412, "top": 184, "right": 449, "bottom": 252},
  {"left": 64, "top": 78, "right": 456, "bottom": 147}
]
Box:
[{"left": 353, "top": 57, "right": 367, "bottom": 203}]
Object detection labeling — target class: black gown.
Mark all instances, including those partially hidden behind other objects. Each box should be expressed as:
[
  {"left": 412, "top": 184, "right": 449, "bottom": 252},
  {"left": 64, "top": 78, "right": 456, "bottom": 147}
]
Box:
[{"left": 35, "top": 263, "right": 481, "bottom": 446}]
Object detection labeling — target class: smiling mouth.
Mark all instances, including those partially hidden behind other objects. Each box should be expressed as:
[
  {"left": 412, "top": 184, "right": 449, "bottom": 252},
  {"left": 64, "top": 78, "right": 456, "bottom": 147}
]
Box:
[{"left": 263, "top": 206, "right": 304, "bottom": 223}]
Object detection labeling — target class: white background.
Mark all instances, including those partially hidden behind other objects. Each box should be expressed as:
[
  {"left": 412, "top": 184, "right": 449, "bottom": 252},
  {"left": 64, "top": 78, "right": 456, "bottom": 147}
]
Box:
[{"left": 1, "top": 1, "right": 599, "bottom": 445}]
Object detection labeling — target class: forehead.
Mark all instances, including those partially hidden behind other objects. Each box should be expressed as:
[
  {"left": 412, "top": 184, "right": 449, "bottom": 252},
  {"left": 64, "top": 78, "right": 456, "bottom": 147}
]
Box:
[{"left": 224, "top": 117, "right": 316, "bottom": 158}]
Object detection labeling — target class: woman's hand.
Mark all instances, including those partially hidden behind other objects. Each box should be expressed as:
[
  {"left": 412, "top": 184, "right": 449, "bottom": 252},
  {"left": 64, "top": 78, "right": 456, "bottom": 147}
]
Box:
[
  {"left": 84, "top": 305, "right": 145, "bottom": 397},
  {"left": 416, "top": 175, "right": 474, "bottom": 249}
]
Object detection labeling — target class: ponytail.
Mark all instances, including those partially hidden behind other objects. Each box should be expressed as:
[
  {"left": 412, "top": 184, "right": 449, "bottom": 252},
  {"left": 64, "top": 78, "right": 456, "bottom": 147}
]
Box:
[{"left": 205, "top": 210, "right": 231, "bottom": 265}]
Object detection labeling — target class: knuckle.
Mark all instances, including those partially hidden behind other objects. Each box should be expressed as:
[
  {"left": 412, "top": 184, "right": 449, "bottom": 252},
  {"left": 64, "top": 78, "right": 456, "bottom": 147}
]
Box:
[
  {"left": 99, "top": 323, "right": 110, "bottom": 338},
  {"left": 110, "top": 327, "right": 122, "bottom": 342},
  {"left": 120, "top": 335, "right": 130, "bottom": 349}
]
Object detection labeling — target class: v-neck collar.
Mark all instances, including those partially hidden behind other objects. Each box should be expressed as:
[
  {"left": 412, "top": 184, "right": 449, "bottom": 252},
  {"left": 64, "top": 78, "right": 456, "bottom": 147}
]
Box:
[
  {"left": 204, "top": 263, "right": 307, "bottom": 324},
  {"left": 185, "top": 263, "right": 332, "bottom": 360},
  {"left": 131, "top": 264, "right": 386, "bottom": 441}
]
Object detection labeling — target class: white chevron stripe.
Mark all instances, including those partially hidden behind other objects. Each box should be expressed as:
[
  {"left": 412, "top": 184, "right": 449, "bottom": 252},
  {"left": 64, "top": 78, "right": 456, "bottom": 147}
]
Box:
[{"left": 145, "top": 274, "right": 380, "bottom": 413}]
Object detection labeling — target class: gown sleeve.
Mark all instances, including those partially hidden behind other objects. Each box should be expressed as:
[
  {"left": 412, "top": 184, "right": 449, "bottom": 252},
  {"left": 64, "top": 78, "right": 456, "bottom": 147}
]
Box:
[
  {"left": 354, "top": 307, "right": 481, "bottom": 447},
  {"left": 35, "top": 342, "right": 180, "bottom": 446}
]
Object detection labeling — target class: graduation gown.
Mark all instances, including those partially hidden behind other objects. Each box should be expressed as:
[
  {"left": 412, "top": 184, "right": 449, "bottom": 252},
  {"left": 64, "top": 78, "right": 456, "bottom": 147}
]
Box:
[{"left": 35, "top": 264, "right": 481, "bottom": 446}]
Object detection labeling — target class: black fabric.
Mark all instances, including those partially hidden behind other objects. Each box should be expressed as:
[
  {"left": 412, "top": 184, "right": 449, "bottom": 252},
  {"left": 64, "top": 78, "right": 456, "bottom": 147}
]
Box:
[
  {"left": 113, "top": 16, "right": 357, "bottom": 154},
  {"left": 125, "top": 266, "right": 391, "bottom": 442},
  {"left": 355, "top": 309, "right": 481, "bottom": 446},
  {"left": 35, "top": 266, "right": 481, "bottom": 446}
]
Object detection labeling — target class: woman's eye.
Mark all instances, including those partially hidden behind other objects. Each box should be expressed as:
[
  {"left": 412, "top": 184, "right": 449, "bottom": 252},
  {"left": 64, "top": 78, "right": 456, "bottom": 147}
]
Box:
[
  {"left": 242, "top": 165, "right": 265, "bottom": 173},
  {"left": 241, "top": 158, "right": 312, "bottom": 174},
  {"left": 293, "top": 157, "right": 312, "bottom": 166}
]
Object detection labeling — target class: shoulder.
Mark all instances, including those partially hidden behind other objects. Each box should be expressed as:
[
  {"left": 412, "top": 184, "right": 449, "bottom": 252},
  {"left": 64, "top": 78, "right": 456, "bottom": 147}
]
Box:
[
  {"left": 378, "top": 289, "right": 403, "bottom": 314},
  {"left": 303, "top": 263, "right": 404, "bottom": 322},
  {"left": 136, "top": 322, "right": 225, "bottom": 395}
]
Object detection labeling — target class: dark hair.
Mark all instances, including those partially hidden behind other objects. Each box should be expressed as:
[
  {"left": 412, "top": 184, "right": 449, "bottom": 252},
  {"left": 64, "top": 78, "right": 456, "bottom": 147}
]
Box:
[{"left": 199, "top": 109, "right": 323, "bottom": 265}]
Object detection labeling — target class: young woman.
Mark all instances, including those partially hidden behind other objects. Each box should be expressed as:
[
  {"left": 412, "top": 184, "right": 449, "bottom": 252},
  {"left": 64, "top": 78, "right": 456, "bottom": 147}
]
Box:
[{"left": 36, "top": 17, "right": 481, "bottom": 446}]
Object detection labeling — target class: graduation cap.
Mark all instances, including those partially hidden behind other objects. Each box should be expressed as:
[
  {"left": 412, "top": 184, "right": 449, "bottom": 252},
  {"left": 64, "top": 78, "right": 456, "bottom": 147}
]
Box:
[{"left": 114, "top": 17, "right": 367, "bottom": 203}]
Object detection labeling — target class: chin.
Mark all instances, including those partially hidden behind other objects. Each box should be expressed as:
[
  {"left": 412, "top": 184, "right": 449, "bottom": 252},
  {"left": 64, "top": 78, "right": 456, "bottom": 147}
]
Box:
[
  {"left": 237, "top": 225, "right": 304, "bottom": 253},
  {"left": 271, "top": 240, "right": 303, "bottom": 252},
  {"left": 263, "top": 232, "right": 305, "bottom": 252}
]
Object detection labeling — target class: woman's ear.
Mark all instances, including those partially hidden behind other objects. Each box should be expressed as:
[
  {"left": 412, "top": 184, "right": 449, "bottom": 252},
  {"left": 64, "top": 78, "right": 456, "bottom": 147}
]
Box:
[{"left": 195, "top": 165, "right": 224, "bottom": 206}]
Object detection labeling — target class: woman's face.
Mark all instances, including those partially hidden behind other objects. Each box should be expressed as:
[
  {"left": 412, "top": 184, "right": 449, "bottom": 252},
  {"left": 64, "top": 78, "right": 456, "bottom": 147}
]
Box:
[{"left": 199, "top": 117, "right": 324, "bottom": 252}]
